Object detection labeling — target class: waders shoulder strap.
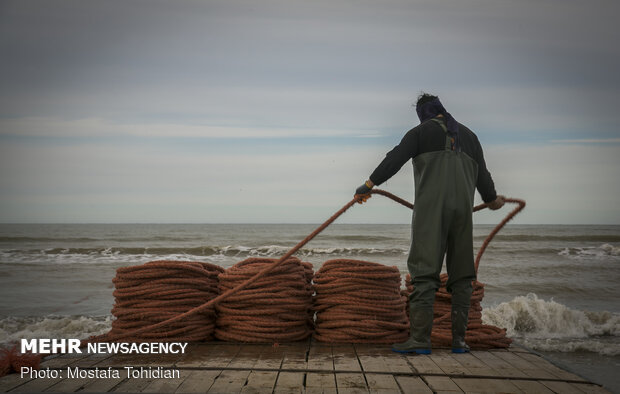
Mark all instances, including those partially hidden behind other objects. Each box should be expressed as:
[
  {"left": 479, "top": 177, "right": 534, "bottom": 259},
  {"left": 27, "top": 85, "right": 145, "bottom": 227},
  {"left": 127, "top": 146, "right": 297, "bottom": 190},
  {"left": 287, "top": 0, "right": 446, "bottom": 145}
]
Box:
[{"left": 431, "top": 118, "right": 454, "bottom": 151}]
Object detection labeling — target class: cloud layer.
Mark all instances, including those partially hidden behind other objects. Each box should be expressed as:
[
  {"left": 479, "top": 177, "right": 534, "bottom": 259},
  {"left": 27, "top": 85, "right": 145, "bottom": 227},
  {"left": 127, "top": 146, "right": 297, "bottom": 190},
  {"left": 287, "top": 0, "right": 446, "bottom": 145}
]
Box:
[{"left": 1, "top": 0, "right": 619, "bottom": 223}]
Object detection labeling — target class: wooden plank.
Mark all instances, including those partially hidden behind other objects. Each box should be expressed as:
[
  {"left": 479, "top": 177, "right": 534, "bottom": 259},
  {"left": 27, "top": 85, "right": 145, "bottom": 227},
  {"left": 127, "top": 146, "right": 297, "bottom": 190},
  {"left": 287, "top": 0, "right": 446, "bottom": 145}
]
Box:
[
  {"left": 306, "top": 372, "right": 336, "bottom": 389},
  {"left": 508, "top": 344, "right": 532, "bottom": 353},
  {"left": 110, "top": 377, "right": 153, "bottom": 393},
  {"left": 370, "top": 347, "right": 414, "bottom": 374},
  {"left": 181, "top": 344, "right": 240, "bottom": 368},
  {"left": 140, "top": 369, "right": 187, "bottom": 393},
  {"left": 452, "top": 377, "right": 522, "bottom": 393},
  {"left": 307, "top": 343, "right": 333, "bottom": 371},
  {"left": 39, "top": 354, "right": 90, "bottom": 369},
  {"left": 449, "top": 352, "right": 501, "bottom": 377},
  {"left": 207, "top": 370, "right": 251, "bottom": 393},
  {"left": 273, "top": 371, "right": 304, "bottom": 393},
  {"left": 337, "top": 389, "right": 369, "bottom": 394},
  {"left": 280, "top": 343, "right": 308, "bottom": 371},
  {"left": 95, "top": 354, "right": 147, "bottom": 368},
  {"left": 254, "top": 345, "right": 285, "bottom": 370},
  {"left": 541, "top": 380, "right": 588, "bottom": 394},
  {"left": 97, "top": 352, "right": 181, "bottom": 368},
  {"left": 395, "top": 376, "right": 433, "bottom": 394},
  {"left": 6, "top": 374, "right": 62, "bottom": 393},
  {"left": 240, "top": 371, "right": 278, "bottom": 393},
  {"left": 493, "top": 351, "right": 558, "bottom": 380},
  {"left": 405, "top": 354, "right": 444, "bottom": 375},
  {"left": 305, "top": 389, "right": 337, "bottom": 394},
  {"left": 572, "top": 383, "right": 613, "bottom": 394},
  {"left": 365, "top": 373, "right": 400, "bottom": 392},
  {"left": 511, "top": 379, "right": 555, "bottom": 394},
  {"left": 355, "top": 345, "right": 413, "bottom": 373},
  {"left": 389, "top": 357, "right": 417, "bottom": 374},
  {"left": 428, "top": 351, "right": 470, "bottom": 376},
  {"left": 354, "top": 345, "right": 391, "bottom": 373},
  {"left": 515, "top": 351, "right": 588, "bottom": 382},
  {"left": 335, "top": 372, "right": 368, "bottom": 393},
  {"left": 173, "top": 345, "right": 214, "bottom": 368},
  {"left": 423, "top": 376, "right": 463, "bottom": 392},
  {"left": 44, "top": 376, "right": 94, "bottom": 392},
  {"left": 67, "top": 353, "right": 113, "bottom": 368},
  {"left": 80, "top": 374, "right": 125, "bottom": 393},
  {"left": 0, "top": 373, "right": 33, "bottom": 392},
  {"left": 470, "top": 350, "right": 528, "bottom": 378},
  {"left": 173, "top": 370, "right": 220, "bottom": 394},
  {"left": 332, "top": 344, "right": 361, "bottom": 372},
  {"left": 357, "top": 353, "right": 389, "bottom": 374},
  {"left": 228, "top": 344, "right": 264, "bottom": 369}
]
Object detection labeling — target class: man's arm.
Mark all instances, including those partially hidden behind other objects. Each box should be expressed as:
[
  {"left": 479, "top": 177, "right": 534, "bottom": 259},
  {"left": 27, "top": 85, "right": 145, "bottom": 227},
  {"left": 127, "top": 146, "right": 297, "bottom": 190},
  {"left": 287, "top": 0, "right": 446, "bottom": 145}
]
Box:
[
  {"left": 368, "top": 129, "right": 418, "bottom": 186},
  {"left": 473, "top": 134, "right": 498, "bottom": 203}
]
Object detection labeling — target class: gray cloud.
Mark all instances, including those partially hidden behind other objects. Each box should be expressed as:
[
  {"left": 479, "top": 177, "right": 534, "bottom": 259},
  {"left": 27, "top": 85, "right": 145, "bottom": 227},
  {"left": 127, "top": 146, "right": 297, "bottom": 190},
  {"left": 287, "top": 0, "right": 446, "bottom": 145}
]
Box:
[{"left": 1, "top": 0, "right": 619, "bottom": 223}]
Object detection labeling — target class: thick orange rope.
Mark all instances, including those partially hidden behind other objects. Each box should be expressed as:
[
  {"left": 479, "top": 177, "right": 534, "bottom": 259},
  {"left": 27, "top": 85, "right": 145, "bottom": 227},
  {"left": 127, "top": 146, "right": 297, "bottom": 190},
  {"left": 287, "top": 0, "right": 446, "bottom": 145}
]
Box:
[
  {"left": 108, "top": 260, "right": 223, "bottom": 342},
  {"left": 215, "top": 257, "right": 314, "bottom": 342},
  {"left": 88, "top": 190, "right": 525, "bottom": 344},
  {"left": 313, "top": 259, "right": 409, "bottom": 343}
]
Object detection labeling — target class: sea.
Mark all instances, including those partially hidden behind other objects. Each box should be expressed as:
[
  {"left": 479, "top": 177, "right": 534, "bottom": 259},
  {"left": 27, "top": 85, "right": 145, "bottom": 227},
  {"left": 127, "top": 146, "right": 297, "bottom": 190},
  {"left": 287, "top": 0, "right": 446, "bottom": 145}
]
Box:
[{"left": 0, "top": 223, "right": 618, "bottom": 392}]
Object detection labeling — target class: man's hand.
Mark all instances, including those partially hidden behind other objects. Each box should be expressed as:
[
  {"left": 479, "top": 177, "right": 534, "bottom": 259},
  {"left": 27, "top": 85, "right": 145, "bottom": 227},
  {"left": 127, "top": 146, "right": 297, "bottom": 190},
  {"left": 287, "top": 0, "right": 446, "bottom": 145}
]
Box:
[
  {"left": 487, "top": 195, "right": 505, "bottom": 211},
  {"left": 354, "top": 180, "right": 374, "bottom": 204}
]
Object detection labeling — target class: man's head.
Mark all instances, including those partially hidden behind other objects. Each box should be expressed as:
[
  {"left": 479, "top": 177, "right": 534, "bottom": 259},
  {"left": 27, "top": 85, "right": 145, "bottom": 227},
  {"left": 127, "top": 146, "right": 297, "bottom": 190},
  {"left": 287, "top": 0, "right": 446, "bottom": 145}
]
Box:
[
  {"left": 415, "top": 92, "right": 439, "bottom": 108},
  {"left": 415, "top": 92, "right": 445, "bottom": 123},
  {"left": 414, "top": 92, "right": 461, "bottom": 150}
]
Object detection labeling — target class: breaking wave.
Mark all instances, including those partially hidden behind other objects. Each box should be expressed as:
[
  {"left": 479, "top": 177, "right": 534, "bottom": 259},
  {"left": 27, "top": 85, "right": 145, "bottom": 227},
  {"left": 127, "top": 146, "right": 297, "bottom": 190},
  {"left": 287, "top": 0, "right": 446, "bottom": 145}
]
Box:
[
  {"left": 475, "top": 234, "right": 620, "bottom": 243},
  {"left": 0, "top": 315, "right": 112, "bottom": 345},
  {"left": 558, "top": 243, "right": 620, "bottom": 258},
  {"left": 483, "top": 293, "right": 620, "bottom": 356},
  {"left": 0, "top": 244, "right": 407, "bottom": 265}
]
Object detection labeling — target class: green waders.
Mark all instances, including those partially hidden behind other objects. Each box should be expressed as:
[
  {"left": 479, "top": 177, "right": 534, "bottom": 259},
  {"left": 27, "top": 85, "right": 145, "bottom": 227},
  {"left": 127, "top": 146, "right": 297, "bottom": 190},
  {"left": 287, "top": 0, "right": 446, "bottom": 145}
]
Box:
[{"left": 392, "top": 118, "right": 478, "bottom": 354}]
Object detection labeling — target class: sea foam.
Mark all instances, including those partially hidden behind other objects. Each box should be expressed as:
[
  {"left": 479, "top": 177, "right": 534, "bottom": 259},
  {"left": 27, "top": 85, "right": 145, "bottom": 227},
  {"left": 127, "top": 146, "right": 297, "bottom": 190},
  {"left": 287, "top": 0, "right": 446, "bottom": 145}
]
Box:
[
  {"left": 0, "top": 315, "right": 112, "bottom": 344},
  {"left": 483, "top": 293, "right": 620, "bottom": 355}
]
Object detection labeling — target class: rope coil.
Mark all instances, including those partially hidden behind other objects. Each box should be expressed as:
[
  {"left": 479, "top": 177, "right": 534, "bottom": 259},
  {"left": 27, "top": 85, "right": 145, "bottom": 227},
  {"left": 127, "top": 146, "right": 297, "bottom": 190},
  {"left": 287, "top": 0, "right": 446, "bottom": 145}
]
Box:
[
  {"left": 106, "top": 260, "right": 223, "bottom": 342},
  {"left": 215, "top": 257, "right": 314, "bottom": 343},
  {"left": 313, "top": 259, "right": 409, "bottom": 343}
]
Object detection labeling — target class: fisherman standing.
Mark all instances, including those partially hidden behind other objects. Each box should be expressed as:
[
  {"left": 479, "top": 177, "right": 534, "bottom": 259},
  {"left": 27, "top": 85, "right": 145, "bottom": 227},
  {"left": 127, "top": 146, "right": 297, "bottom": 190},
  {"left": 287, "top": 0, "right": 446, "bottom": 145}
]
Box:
[{"left": 355, "top": 93, "right": 505, "bottom": 354}]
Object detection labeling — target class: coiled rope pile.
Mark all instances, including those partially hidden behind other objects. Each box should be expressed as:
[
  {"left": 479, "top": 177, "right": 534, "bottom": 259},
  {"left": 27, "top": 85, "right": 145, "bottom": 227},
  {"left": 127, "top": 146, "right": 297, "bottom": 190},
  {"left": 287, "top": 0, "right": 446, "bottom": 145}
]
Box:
[
  {"left": 405, "top": 273, "right": 512, "bottom": 349},
  {"left": 313, "top": 259, "right": 409, "bottom": 343},
  {"left": 106, "top": 260, "right": 224, "bottom": 342},
  {"left": 81, "top": 190, "right": 524, "bottom": 351},
  {"left": 0, "top": 346, "right": 41, "bottom": 378},
  {"left": 215, "top": 257, "right": 314, "bottom": 342}
]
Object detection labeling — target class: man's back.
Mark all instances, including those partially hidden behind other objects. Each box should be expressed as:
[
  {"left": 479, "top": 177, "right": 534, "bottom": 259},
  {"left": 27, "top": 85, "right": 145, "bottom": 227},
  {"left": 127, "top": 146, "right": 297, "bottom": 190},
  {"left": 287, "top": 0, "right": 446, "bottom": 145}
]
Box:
[{"left": 368, "top": 117, "right": 497, "bottom": 204}]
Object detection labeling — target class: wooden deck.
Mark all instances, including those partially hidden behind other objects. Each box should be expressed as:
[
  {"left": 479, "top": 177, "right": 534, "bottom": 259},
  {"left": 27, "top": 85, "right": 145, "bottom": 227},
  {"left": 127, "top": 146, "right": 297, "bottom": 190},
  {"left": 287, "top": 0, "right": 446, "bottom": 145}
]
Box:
[{"left": 0, "top": 340, "right": 610, "bottom": 393}]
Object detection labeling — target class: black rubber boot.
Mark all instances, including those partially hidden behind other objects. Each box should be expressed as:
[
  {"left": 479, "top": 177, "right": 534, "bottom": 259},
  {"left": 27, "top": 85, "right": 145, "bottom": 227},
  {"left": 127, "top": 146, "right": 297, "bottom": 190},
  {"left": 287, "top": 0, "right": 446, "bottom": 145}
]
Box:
[
  {"left": 451, "top": 307, "right": 470, "bottom": 353},
  {"left": 392, "top": 307, "right": 433, "bottom": 355}
]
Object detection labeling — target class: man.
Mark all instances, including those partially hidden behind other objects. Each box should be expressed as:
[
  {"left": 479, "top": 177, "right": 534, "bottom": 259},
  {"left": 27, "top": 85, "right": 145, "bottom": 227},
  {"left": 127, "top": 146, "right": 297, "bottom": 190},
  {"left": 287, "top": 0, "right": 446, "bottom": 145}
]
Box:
[{"left": 355, "top": 93, "right": 504, "bottom": 354}]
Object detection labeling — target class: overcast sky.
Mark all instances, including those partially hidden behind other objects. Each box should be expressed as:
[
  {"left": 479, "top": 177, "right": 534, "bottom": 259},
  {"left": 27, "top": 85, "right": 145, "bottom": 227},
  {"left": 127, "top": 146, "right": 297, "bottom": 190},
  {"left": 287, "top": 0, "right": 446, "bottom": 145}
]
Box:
[{"left": 1, "top": 0, "right": 619, "bottom": 224}]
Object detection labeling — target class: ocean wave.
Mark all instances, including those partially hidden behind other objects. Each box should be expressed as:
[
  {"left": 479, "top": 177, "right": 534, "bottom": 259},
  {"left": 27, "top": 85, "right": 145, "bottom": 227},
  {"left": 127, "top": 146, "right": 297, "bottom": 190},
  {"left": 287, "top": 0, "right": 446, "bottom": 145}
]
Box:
[
  {"left": 0, "top": 315, "right": 112, "bottom": 345},
  {"left": 475, "top": 234, "right": 620, "bottom": 243},
  {"left": 318, "top": 234, "right": 402, "bottom": 242},
  {"left": 0, "top": 236, "right": 100, "bottom": 243},
  {"left": 0, "top": 245, "right": 407, "bottom": 264},
  {"left": 558, "top": 243, "right": 620, "bottom": 259},
  {"left": 483, "top": 293, "right": 620, "bottom": 355}
]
